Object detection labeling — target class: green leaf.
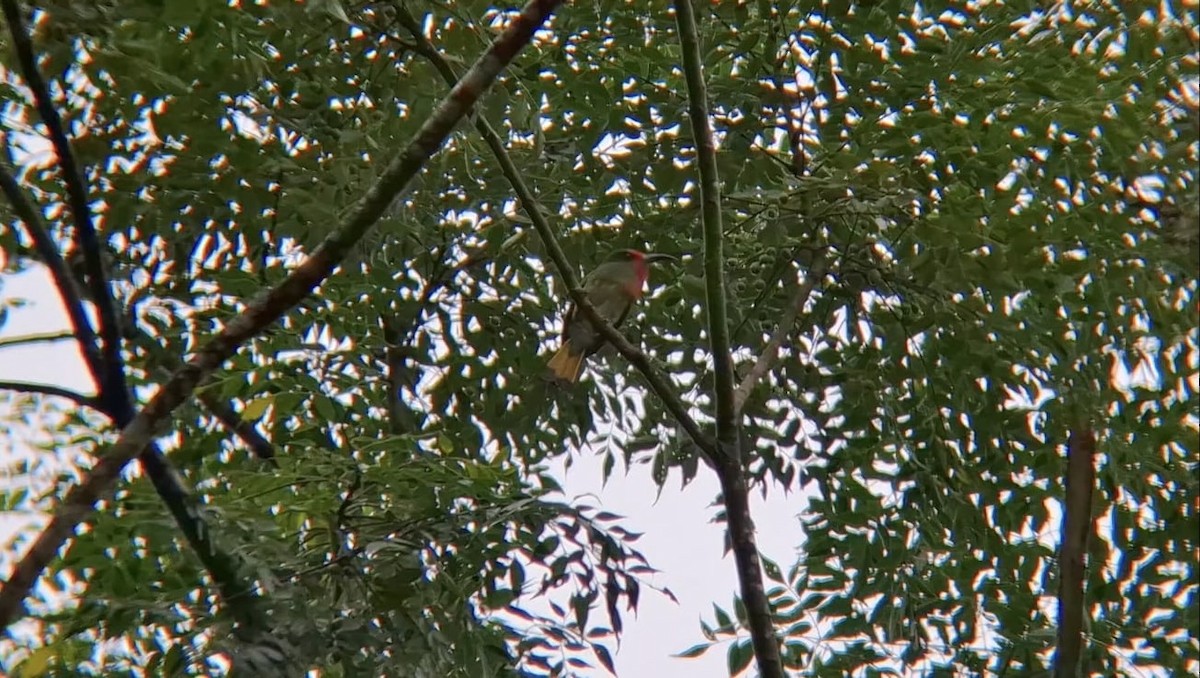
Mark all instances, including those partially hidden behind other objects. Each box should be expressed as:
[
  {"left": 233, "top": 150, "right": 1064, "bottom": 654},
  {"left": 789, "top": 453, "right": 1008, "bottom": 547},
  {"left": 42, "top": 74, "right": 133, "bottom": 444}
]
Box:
[
  {"left": 727, "top": 639, "right": 754, "bottom": 676},
  {"left": 313, "top": 394, "right": 337, "bottom": 422},
  {"left": 14, "top": 647, "right": 54, "bottom": 678},
  {"left": 762, "top": 555, "right": 784, "bottom": 584},
  {"left": 674, "top": 642, "right": 712, "bottom": 658},
  {"left": 592, "top": 644, "right": 616, "bottom": 673},
  {"left": 241, "top": 395, "right": 274, "bottom": 422},
  {"left": 713, "top": 603, "right": 734, "bottom": 632}
]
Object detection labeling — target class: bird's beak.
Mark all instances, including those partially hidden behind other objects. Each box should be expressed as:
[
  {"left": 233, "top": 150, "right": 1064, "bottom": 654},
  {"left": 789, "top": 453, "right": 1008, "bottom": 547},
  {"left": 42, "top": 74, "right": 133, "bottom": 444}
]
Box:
[{"left": 644, "top": 253, "right": 678, "bottom": 264}]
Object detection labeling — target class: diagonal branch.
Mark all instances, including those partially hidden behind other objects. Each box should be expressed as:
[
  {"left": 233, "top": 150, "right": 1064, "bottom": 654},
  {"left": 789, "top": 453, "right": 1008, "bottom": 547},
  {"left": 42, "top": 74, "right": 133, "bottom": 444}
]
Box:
[
  {"left": 0, "top": 0, "right": 566, "bottom": 632},
  {"left": 135, "top": 328, "right": 277, "bottom": 462},
  {"left": 674, "top": 1, "right": 783, "bottom": 677},
  {"left": 0, "top": 380, "right": 99, "bottom": 408},
  {"left": 139, "top": 439, "right": 265, "bottom": 631},
  {"left": 732, "top": 257, "right": 827, "bottom": 415},
  {"left": 395, "top": 5, "right": 717, "bottom": 465},
  {"left": 0, "top": 0, "right": 125, "bottom": 404},
  {"left": 196, "top": 389, "right": 276, "bottom": 462}
]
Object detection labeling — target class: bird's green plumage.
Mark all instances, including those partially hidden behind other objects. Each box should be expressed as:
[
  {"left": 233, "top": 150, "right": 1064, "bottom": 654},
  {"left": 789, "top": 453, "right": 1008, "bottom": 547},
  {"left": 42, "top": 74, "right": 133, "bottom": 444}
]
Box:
[{"left": 546, "top": 249, "right": 675, "bottom": 383}]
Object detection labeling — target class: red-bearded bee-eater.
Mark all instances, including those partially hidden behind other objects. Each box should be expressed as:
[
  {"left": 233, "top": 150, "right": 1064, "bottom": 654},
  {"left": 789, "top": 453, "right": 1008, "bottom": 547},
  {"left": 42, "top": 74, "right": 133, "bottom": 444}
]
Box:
[{"left": 547, "top": 249, "right": 677, "bottom": 383}]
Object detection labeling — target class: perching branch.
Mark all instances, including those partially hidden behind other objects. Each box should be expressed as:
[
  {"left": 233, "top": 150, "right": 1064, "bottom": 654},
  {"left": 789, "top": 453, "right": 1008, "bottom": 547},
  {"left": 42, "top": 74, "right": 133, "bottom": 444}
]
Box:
[
  {"left": 1054, "top": 426, "right": 1098, "bottom": 677},
  {"left": 732, "top": 257, "right": 827, "bottom": 415},
  {"left": 395, "top": 5, "right": 717, "bottom": 465},
  {"left": 0, "top": 0, "right": 565, "bottom": 632},
  {"left": 560, "top": 274, "right": 718, "bottom": 464},
  {"left": 674, "top": 1, "right": 783, "bottom": 676},
  {"left": 0, "top": 380, "right": 99, "bottom": 408}
]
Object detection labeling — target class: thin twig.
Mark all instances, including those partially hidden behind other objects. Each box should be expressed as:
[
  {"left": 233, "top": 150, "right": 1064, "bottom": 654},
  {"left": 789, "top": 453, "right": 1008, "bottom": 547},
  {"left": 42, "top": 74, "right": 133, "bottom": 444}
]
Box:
[
  {"left": 0, "top": 0, "right": 566, "bottom": 633},
  {"left": 0, "top": 330, "right": 76, "bottom": 349},
  {"left": 333, "top": 469, "right": 362, "bottom": 560},
  {"left": 0, "top": 380, "right": 99, "bottom": 408},
  {"left": 732, "top": 257, "right": 827, "bottom": 414},
  {"left": 674, "top": 1, "right": 784, "bottom": 676},
  {"left": 395, "top": 4, "right": 717, "bottom": 465},
  {"left": 290, "top": 546, "right": 366, "bottom": 581}
]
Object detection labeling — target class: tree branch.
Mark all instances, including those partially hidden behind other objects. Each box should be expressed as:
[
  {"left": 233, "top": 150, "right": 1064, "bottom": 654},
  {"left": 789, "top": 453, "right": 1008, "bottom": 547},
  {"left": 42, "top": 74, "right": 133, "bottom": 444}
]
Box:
[
  {"left": 140, "top": 440, "right": 268, "bottom": 632},
  {"left": 1054, "top": 426, "right": 1097, "bottom": 677},
  {"left": 675, "top": 1, "right": 783, "bottom": 676},
  {"left": 0, "top": 0, "right": 126, "bottom": 405},
  {"left": 198, "top": 392, "right": 275, "bottom": 462},
  {"left": 381, "top": 315, "right": 418, "bottom": 436},
  {"left": 732, "top": 257, "right": 827, "bottom": 415},
  {"left": 676, "top": 0, "right": 734, "bottom": 448},
  {"left": 0, "top": 379, "right": 99, "bottom": 408},
  {"left": 0, "top": 0, "right": 565, "bottom": 632},
  {"left": 0, "top": 330, "right": 76, "bottom": 349},
  {"left": 136, "top": 330, "right": 277, "bottom": 462},
  {"left": 395, "top": 5, "right": 717, "bottom": 465}
]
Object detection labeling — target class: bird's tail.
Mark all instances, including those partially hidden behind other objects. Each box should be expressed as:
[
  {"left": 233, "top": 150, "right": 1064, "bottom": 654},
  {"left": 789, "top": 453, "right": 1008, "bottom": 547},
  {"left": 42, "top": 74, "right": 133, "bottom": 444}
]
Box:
[{"left": 547, "top": 342, "right": 586, "bottom": 383}]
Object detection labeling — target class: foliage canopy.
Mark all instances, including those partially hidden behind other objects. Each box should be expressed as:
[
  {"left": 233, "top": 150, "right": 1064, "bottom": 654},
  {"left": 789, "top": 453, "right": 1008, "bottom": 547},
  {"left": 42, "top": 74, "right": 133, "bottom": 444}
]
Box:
[{"left": 0, "top": 0, "right": 1196, "bottom": 676}]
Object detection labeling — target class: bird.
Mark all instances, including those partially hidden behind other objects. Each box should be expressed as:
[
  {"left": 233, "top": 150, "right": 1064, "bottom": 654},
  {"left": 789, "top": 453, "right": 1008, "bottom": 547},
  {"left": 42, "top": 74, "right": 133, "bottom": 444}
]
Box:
[{"left": 547, "top": 249, "right": 676, "bottom": 383}]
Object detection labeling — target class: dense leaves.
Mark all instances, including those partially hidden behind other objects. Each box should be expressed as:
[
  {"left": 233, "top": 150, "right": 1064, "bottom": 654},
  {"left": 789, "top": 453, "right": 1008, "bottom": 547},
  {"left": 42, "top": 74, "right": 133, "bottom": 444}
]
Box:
[{"left": 0, "top": 0, "right": 1196, "bottom": 675}]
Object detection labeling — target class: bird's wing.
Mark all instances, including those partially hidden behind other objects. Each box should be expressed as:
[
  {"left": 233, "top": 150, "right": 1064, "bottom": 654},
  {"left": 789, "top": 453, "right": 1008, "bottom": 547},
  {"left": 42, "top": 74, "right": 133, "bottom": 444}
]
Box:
[
  {"left": 590, "top": 279, "right": 633, "bottom": 322},
  {"left": 602, "top": 294, "right": 633, "bottom": 329},
  {"left": 559, "top": 267, "right": 608, "bottom": 341},
  {"left": 560, "top": 278, "right": 631, "bottom": 348}
]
